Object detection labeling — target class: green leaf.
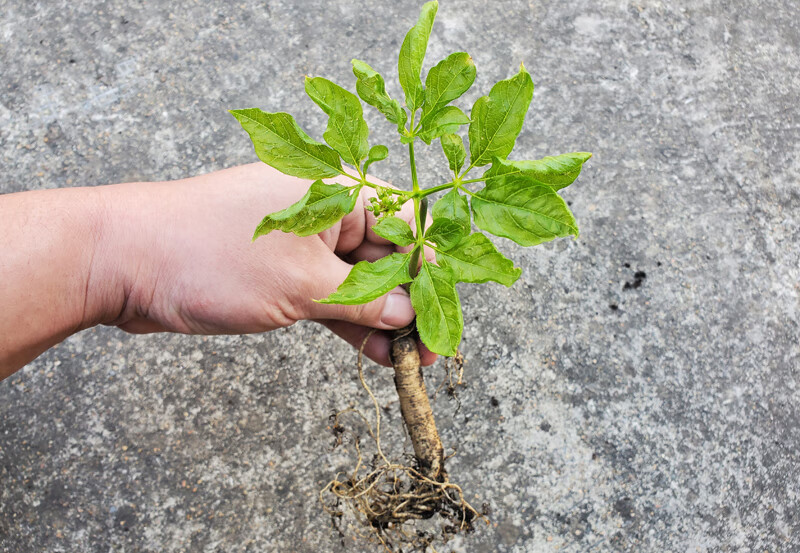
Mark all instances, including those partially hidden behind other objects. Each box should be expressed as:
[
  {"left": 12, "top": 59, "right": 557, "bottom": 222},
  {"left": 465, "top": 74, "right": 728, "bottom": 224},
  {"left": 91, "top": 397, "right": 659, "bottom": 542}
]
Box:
[
  {"left": 440, "top": 133, "right": 466, "bottom": 174},
  {"left": 420, "top": 52, "right": 476, "bottom": 124},
  {"left": 468, "top": 64, "right": 534, "bottom": 167},
  {"left": 253, "top": 180, "right": 359, "bottom": 239},
  {"left": 398, "top": 1, "right": 438, "bottom": 111},
  {"left": 230, "top": 108, "right": 343, "bottom": 179},
  {"left": 418, "top": 106, "right": 470, "bottom": 145},
  {"left": 410, "top": 261, "right": 462, "bottom": 356},
  {"left": 363, "top": 144, "right": 389, "bottom": 174},
  {"left": 471, "top": 172, "right": 578, "bottom": 246},
  {"left": 372, "top": 216, "right": 415, "bottom": 247},
  {"left": 484, "top": 153, "right": 592, "bottom": 191},
  {"left": 317, "top": 253, "right": 413, "bottom": 305},
  {"left": 352, "top": 59, "right": 408, "bottom": 130},
  {"left": 435, "top": 233, "right": 521, "bottom": 286},
  {"left": 425, "top": 218, "right": 467, "bottom": 251},
  {"left": 432, "top": 188, "right": 470, "bottom": 232},
  {"left": 304, "top": 77, "right": 369, "bottom": 167}
]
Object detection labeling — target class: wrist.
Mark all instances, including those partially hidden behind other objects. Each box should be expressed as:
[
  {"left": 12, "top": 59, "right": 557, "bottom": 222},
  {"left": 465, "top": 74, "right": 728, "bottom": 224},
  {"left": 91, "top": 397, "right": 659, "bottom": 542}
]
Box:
[
  {"left": 85, "top": 181, "right": 165, "bottom": 330},
  {"left": 74, "top": 185, "right": 128, "bottom": 329}
]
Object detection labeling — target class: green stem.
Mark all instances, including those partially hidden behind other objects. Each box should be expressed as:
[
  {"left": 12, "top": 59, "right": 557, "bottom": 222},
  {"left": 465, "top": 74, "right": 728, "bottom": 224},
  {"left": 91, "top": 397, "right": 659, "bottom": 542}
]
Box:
[
  {"left": 340, "top": 169, "right": 413, "bottom": 198},
  {"left": 406, "top": 111, "right": 426, "bottom": 278},
  {"left": 409, "top": 195, "right": 423, "bottom": 278},
  {"left": 409, "top": 142, "right": 420, "bottom": 194},
  {"left": 409, "top": 139, "right": 425, "bottom": 239},
  {"left": 410, "top": 143, "right": 425, "bottom": 245},
  {"left": 459, "top": 162, "right": 475, "bottom": 181},
  {"left": 418, "top": 177, "right": 486, "bottom": 198},
  {"left": 408, "top": 197, "right": 428, "bottom": 278},
  {"left": 409, "top": 244, "right": 421, "bottom": 279},
  {"left": 420, "top": 182, "right": 454, "bottom": 197},
  {"left": 340, "top": 170, "right": 362, "bottom": 182}
]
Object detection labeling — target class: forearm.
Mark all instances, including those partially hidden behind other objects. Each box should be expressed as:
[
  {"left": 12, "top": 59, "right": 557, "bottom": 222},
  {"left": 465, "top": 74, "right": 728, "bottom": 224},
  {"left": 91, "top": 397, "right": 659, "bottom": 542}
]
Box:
[
  {"left": 0, "top": 164, "right": 425, "bottom": 378},
  {"left": 0, "top": 168, "right": 291, "bottom": 379},
  {"left": 0, "top": 169, "right": 286, "bottom": 378},
  {"left": 0, "top": 187, "right": 115, "bottom": 379}
]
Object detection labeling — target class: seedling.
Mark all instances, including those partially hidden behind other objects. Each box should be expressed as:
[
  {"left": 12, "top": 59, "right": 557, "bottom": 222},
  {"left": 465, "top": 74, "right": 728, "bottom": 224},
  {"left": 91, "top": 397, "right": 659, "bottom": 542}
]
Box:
[{"left": 231, "top": 1, "right": 590, "bottom": 550}]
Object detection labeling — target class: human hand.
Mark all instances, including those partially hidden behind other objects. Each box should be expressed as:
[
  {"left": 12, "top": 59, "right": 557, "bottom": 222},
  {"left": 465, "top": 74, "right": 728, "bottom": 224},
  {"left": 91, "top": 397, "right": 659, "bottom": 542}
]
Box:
[{"left": 92, "top": 163, "right": 437, "bottom": 367}]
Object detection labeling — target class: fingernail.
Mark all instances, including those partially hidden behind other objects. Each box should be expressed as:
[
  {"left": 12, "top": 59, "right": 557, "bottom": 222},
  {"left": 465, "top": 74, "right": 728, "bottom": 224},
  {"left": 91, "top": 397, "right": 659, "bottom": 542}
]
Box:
[{"left": 380, "top": 291, "right": 415, "bottom": 327}]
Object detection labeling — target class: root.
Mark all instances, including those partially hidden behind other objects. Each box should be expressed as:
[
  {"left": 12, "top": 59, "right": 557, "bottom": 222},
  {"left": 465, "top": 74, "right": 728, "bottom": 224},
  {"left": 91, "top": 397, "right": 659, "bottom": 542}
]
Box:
[
  {"left": 320, "top": 327, "right": 488, "bottom": 552},
  {"left": 432, "top": 351, "right": 465, "bottom": 414},
  {"left": 390, "top": 324, "right": 444, "bottom": 480}
]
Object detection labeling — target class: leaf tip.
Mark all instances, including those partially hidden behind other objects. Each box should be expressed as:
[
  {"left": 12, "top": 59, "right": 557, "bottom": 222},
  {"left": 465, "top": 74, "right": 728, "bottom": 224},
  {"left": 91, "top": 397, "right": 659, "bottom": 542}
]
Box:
[{"left": 252, "top": 221, "right": 273, "bottom": 242}]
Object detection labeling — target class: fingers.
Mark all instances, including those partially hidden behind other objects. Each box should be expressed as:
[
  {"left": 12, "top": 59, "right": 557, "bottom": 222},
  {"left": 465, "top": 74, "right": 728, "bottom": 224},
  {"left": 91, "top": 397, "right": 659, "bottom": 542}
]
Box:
[
  {"left": 416, "top": 340, "right": 438, "bottom": 366},
  {"left": 311, "top": 286, "right": 416, "bottom": 330},
  {"left": 342, "top": 242, "right": 395, "bottom": 264},
  {"left": 317, "top": 320, "right": 438, "bottom": 367},
  {"left": 319, "top": 320, "right": 394, "bottom": 366},
  {"left": 301, "top": 253, "right": 415, "bottom": 330},
  {"left": 335, "top": 178, "right": 418, "bottom": 254},
  {"left": 331, "top": 194, "right": 365, "bottom": 255}
]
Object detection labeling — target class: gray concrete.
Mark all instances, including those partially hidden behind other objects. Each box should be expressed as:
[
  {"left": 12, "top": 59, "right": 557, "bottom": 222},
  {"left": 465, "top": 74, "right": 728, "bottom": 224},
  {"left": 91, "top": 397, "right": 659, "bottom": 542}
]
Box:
[{"left": 1, "top": 0, "right": 799, "bottom": 551}]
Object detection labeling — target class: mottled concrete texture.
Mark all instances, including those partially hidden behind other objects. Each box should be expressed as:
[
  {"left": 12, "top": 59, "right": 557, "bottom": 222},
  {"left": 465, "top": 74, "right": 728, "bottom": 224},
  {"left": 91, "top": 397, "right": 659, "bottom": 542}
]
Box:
[{"left": 1, "top": 1, "right": 799, "bottom": 552}]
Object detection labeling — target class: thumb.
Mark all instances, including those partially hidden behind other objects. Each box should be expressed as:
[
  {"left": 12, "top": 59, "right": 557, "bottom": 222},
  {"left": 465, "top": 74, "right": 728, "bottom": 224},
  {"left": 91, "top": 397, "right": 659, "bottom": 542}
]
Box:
[{"left": 301, "top": 254, "right": 416, "bottom": 329}]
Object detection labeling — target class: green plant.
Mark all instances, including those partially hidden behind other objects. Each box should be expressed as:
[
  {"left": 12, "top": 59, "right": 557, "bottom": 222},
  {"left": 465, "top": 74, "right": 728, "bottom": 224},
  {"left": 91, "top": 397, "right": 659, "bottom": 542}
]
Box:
[{"left": 231, "top": 1, "right": 590, "bottom": 549}]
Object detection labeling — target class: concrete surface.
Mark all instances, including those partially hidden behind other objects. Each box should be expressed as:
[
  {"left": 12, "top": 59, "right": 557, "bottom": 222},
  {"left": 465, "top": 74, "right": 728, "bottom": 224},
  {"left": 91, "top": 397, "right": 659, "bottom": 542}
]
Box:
[{"left": 1, "top": 0, "right": 799, "bottom": 551}]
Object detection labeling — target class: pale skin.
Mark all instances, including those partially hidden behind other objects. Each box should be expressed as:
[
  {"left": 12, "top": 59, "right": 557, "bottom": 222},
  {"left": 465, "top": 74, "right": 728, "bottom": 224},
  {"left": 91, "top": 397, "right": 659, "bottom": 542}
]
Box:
[{"left": 0, "top": 163, "right": 437, "bottom": 381}]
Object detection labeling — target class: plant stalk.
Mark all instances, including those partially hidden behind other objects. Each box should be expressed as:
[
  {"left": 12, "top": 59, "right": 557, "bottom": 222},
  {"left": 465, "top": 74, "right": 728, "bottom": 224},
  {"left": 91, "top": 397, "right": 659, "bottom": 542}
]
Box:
[{"left": 390, "top": 323, "right": 445, "bottom": 481}]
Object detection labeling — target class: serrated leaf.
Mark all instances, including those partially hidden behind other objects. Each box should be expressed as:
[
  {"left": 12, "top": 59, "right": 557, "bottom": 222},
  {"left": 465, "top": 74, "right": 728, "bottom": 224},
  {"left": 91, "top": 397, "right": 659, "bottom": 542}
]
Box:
[
  {"left": 425, "top": 218, "right": 467, "bottom": 251},
  {"left": 363, "top": 144, "right": 389, "bottom": 174},
  {"left": 484, "top": 153, "right": 592, "bottom": 191},
  {"left": 317, "top": 252, "right": 413, "bottom": 305},
  {"left": 471, "top": 172, "right": 578, "bottom": 246},
  {"left": 468, "top": 64, "right": 534, "bottom": 167},
  {"left": 432, "top": 188, "right": 470, "bottom": 232},
  {"left": 398, "top": 1, "right": 438, "bottom": 111},
  {"left": 253, "top": 180, "right": 359, "bottom": 239},
  {"left": 420, "top": 52, "right": 476, "bottom": 124},
  {"left": 435, "top": 233, "right": 521, "bottom": 286},
  {"left": 418, "top": 106, "right": 470, "bottom": 145},
  {"left": 305, "top": 77, "right": 369, "bottom": 167},
  {"left": 440, "top": 133, "right": 466, "bottom": 174},
  {"left": 352, "top": 59, "right": 408, "bottom": 130},
  {"left": 372, "top": 216, "right": 415, "bottom": 246},
  {"left": 230, "top": 108, "right": 343, "bottom": 179},
  {"left": 411, "top": 261, "right": 462, "bottom": 356}
]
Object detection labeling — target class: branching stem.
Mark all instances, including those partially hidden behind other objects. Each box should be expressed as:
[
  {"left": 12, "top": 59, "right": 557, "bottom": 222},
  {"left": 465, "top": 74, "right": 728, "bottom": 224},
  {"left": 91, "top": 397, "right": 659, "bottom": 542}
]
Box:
[{"left": 419, "top": 176, "right": 485, "bottom": 197}]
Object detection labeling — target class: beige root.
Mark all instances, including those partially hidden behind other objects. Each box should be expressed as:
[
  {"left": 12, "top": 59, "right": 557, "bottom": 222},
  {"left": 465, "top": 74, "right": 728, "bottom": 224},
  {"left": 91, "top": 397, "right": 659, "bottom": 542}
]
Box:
[
  {"left": 320, "top": 326, "right": 488, "bottom": 552},
  {"left": 389, "top": 324, "right": 444, "bottom": 480}
]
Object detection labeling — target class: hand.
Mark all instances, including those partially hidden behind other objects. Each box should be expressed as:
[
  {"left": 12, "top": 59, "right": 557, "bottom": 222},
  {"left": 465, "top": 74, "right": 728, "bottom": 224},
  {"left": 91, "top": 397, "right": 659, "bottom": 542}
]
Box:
[{"left": 93, "top": 163, "right": 437, "bottom": 367}]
